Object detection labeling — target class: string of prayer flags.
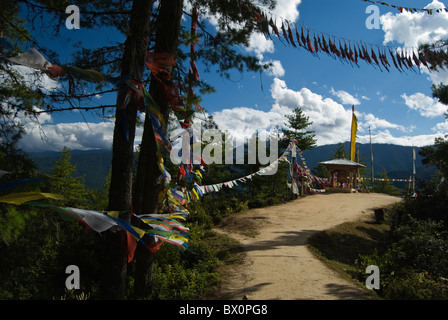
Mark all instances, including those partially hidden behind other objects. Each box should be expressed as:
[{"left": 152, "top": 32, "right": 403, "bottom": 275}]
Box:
[
  {"left": 358, "top": 177, "right": 414, "bottom": 182},
  {"left": 362, "top": 0, "right": 448, "bottom": 15},
  {"left": 58, "top": 65, "right": 115, "bottom": 83},
  {"left": 0, "top": 170, "right": 10, "bottom": 178},
  {"left": 0, "top": 192, "right": 64, "bottom": 205},
  {"left": 68, "top": 207, "right": 121, "bottom": 233},
  {"left": 193, "top": 148, "right": 292, "bottom": 197},
  {"left": 1, "top": 192, "right": 189, "bottom": 254},
  {"left": 183, "top": 140, "right": 329, "bottom": 199},
  {"left": 239, "top": 2, "right": 447, "bottom": 73},
  {"left": 0, "top": 38, "right": 197, "bottom": 254},
  {"left": 296, "top": 146, "right": 312, "bottom": 175},
  {"left": 0, "top": 41, "right": 153, "bottom": 111},
  {"left": 3, "top": 46, "right": 113, "bottom": 83},
  {"left": 144, "top": 52, "right": 176, "bottom": 82},
  {"left": 6, "top": 47, "right": 53, "bottom": 73}
]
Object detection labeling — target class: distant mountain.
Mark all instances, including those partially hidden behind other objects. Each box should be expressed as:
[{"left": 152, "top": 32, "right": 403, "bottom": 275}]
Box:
[
  {"left": 28, "top": 149, "right": 112, "bottom": 190},
  {"left": 27, "top": 143, "right": 438, "bottom": 190},
  {"left": 301, "top": 142, "right": 436, "bottom": 181}
]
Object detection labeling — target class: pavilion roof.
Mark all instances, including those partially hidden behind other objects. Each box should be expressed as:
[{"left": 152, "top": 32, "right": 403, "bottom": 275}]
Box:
[{"left": 318, "top": 159, "right": 366, "bottom": 168}]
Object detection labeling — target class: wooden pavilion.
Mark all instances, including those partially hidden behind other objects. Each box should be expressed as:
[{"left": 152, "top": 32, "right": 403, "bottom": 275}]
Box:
[{"left": 319, "top": 159, "right": 365, "bottom": 193}]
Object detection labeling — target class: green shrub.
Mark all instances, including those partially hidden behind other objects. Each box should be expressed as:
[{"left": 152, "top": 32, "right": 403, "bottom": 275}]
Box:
[
  {"left": 388, "top": 217, "right": 448, "bottom": 278},
  {"left": 355, "top": 214, "right": 448, "bottom": 299},
  {"left": 151, "top": 228, "right": 221, "bottom": 300},
  {"left": 382, "top": 271, "right": 448, "bottom": 300}
]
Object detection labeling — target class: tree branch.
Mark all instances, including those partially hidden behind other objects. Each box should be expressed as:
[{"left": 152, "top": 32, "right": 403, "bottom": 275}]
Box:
[
  {"left": 34, "top": 104, "right": 116, "bottom": 114},
  {"left": 21, "top": 0, "right": 132, "bottom": 16}
]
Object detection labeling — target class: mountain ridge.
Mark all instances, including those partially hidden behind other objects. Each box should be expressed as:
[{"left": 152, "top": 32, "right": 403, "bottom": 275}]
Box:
[{"left": 27, "top": 142, "right": 436, "bottom": 189}]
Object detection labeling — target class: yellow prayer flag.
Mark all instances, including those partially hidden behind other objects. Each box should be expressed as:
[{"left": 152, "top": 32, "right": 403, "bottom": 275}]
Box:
[
  {"left": 350, "top": 105, "right": 357, "bottom": 162},
  {"left": 106, "top": 211, "right": 121, "bottom": 218},
  {"left": 191, "top": 188, "right": 199, "bottom": 200},
  {"left": 131, "top": 226, "right": 146, "bottom": 240},
  {"left": 0, "top": 192, "right": 64, "bottom": 205}
]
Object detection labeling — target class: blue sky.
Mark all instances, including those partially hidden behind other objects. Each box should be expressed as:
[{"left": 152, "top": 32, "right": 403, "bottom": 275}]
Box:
[{"left": 16, "top": 0, "right": 448, "bottom": 152}]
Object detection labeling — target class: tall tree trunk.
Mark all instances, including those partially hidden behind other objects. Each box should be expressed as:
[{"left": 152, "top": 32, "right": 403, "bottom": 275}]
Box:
[
  {"left": 101, "top": 0, "right": 154, "bottom": 300},
  {"left": 133, "top": 0, "right": 184, "bottom": 299}
]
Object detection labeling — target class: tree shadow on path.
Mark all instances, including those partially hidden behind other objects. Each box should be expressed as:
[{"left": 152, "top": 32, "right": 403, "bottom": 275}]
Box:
[{"left": 242, "top": 230, "right": 319, "bottom": 253}]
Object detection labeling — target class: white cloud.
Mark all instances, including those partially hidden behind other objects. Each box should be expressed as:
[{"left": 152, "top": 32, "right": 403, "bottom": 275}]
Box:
[
  {"left": 401, "top": 92, "right": 447, "bottom": 118},
  {"left": 213, "top": 78, "right": 354, "bottom": 146},
  {"left": 19, "top": 119, "right": 115, "bottom": 152},
  {"left": 269, "top": 0, "right": 301, "bottom": 22},
  {"left": 7, "top": 65, "right": 60, "bottom": 93},
  {"left": 424, "top": 67, "right": 448, "bottom": 83},
  {"left": 376, "top": 91, "right": 387, "bottom": 102},
  {"left": 212, "top": 105, "right": 288, "bottom": 143},
  {"left": 330, "top": 88, "right": 361, "bottom": 105},
  {"left": 360, "top": 113, "right": 408, "bottom": 132},
  {"left": 266, "top": 60, "right": 285, "bottom": 77},
  {"left": 381, "top": 0, "right": 448, "bottom": 48},
  {"left": 357, "top": 130, "right": 443, "bottom": 147},
  {"left": 16, "top": 110, "right": 146, "bottom": 152},
  {"left": 241, "top": 0, "right": 302, "bottom": 78},
  {"left": 212, "top": 78, "right": 444, "bottom": 148},
  {"left": 244, "top": 30, "right": 285, "bottom": 78},
  {"left": 380, "top": 0, "right": 448, "bottom": 84},
  {"left": 432, "top": 120, "right": 448, "bottom": 133},
  {"left": 246, "top": 32, "right": 275, "bottom": 58}
]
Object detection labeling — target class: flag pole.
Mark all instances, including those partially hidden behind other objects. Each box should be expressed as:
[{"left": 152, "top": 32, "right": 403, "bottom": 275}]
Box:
[
  {"left": 350, "top": 105, "right": 358, "bottom": 189},
  {"left": 369, "top": 126, "right": 374, "bottom": 192},
  {"left": 350, "top": 105, "right": 357, "bottom": 162},
  {"left": 412, "top": 145, "right": 416, "bottom": 195}
]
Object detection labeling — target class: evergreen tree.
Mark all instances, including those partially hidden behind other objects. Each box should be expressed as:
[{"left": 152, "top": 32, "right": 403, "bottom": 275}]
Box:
[
  {"left": 0, "top": 1, "right": 47, "bottom": 179},
  {"left": 9, "top": 0, "right": 278, "bottom": 299},
  {"left": 374, "top": 169, "right": 402, "bottom": 195},
  {"left": 331, "top": 142, "right": 349, "bottom": 159},
  {"left": 132, "top": 0, "right": 277, "bottom": 299},
  {"left": 49, "top": 147, "right": 88, "bottom": 207},
  {"left": 280, "top": 107, "right": 316, "bottom": 152},
  {"left": 312, "top": 162, "right": 328, "bottom": 179}
]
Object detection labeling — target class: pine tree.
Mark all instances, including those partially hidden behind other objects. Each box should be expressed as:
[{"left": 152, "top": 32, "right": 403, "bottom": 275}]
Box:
[
  {"left": 280, "top": 107, "right": 316, "bottom": 152},
  {"left": 374, "top": 169, "right": 402, "bottom": 195},
  {"left": 331, "top": 142, "right": 349, "bottom": 159},
  {"left": 132, "top": 0, "right": 277, "bottom": 299},
  {"left": 49, "top": 147, "right": 88, "bottom": 207},
  {"left": 10, "top": 0, "right": 278, "bottom": 299}
]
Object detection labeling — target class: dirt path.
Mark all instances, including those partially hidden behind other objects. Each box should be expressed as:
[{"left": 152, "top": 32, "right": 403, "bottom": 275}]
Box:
[{"left": 214, "top": 192, "right": 402, "bottom": 300}]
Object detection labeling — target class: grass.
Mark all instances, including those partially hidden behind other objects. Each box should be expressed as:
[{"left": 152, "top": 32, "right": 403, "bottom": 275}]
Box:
[
  {"left": 197, "top": 228, "right": 246, "bottom": 299},
  {"left": 307, "top": 207, "right": 396, "bottom": 298},
  {"left": 204, "top": 229, "right": 245, "bottom": 265}
]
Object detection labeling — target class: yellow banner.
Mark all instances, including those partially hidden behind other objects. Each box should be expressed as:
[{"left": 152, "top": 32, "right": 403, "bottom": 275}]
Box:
[{"left": 350, "top": 105, "right": 357, "bottom": 162}]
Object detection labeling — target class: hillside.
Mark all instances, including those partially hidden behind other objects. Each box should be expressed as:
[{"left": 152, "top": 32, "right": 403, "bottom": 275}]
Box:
[
  {"left": 27, "top": 143, "right": 436, "bottom": 189},
  {"left": 28, "top": 149, "right": 112, "bottom": 190}
]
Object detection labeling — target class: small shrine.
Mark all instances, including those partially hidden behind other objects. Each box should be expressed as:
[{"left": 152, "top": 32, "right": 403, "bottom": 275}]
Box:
[{"left": 319, "top": 159, "right": 365, "bottom": 192}]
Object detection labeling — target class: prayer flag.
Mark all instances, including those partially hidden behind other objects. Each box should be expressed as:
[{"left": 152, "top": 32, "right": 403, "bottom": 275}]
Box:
[
  {"left": 350, "top": 105, "right": 357, "bottom": 162},
  {"left": 0, "top": 192, "right": 64, "bottom": 205}
]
